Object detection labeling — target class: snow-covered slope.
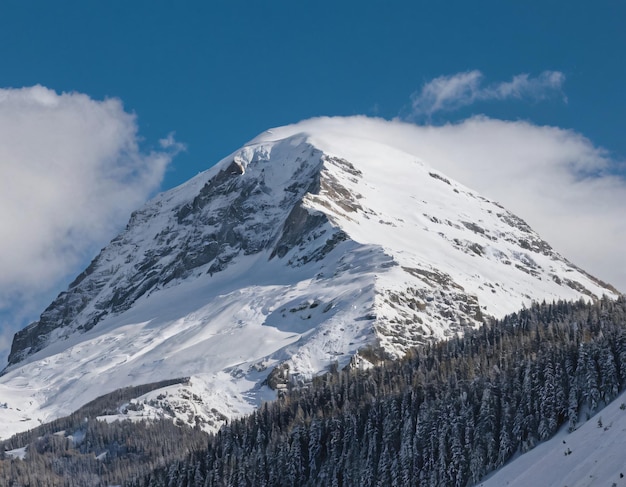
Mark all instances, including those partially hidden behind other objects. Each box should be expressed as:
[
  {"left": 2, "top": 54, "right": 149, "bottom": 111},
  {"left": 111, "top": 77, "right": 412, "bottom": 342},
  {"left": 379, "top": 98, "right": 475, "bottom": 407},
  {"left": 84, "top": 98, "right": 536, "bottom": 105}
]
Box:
[
  {"left": 0, "top": 116, "right": 619, "bottom": 439},
  {"left": 477, "top": 389, "right": 626, "bottom": 487}
]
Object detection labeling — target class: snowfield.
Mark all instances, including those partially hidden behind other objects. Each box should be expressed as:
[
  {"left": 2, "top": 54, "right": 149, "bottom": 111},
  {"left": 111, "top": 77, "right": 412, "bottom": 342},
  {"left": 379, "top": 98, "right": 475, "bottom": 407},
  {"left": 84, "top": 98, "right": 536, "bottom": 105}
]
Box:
[{"left": 0, "top": 117, "right": 619, "bottom": 440}]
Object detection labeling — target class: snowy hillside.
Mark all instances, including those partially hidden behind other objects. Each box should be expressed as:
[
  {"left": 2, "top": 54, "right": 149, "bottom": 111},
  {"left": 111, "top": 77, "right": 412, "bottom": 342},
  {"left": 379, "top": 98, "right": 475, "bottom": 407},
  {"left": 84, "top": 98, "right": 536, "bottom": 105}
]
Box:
[
  {"left": 477, "top": 389, "right": 626, "bottom": 487},
  {"left": 0, "top": 116, "right": 619, "bottom": 440}
]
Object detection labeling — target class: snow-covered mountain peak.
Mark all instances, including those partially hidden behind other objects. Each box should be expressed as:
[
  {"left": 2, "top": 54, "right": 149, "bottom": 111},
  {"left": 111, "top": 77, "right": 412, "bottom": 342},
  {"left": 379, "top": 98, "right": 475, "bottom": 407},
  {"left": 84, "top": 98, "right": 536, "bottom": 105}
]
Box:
[{"left": 0, "top": 116, "right": 619, "bottom": 439}]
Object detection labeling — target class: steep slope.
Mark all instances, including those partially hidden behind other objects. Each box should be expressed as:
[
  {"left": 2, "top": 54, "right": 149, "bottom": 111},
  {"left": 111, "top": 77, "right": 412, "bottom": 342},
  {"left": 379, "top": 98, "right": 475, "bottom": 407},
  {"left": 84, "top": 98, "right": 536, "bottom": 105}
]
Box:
[
  {"left": 0, "top": 117, "right": 619, "bottom": 439},
  {"left": 477, "top": 389, "right": 626, "bottom": 487}
]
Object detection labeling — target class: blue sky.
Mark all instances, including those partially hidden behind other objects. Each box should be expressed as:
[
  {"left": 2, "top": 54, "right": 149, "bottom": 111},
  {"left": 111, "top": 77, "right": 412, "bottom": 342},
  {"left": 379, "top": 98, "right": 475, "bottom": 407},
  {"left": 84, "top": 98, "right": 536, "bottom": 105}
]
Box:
[
  {"left": 2, "top": 1, "right": 624, "bottom": 187},
  {"left": 0, "top": 1, "right": 625, "bottom": 364}
]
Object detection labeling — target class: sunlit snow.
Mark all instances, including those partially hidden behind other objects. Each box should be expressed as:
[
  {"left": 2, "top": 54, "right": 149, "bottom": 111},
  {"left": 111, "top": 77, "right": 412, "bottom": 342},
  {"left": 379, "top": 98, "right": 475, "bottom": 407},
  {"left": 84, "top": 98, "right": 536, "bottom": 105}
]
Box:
[
  {"left": 477, "top": 389, "right": 626, "bottom": 487},
  {"left": 0, "top": 117, "right": 618, "bottom": 440}
]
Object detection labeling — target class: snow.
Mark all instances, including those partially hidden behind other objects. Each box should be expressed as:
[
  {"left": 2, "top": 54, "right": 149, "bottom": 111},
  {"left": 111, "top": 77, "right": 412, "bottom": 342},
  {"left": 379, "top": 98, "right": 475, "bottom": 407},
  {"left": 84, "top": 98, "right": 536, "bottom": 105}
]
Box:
[
  {"left": 477, "top": 390, "right": 626, "bottom": 487},
  {"left": 5, "top": 446, "right": 27, "bottom": 460},
  {"left": 0, "top": 247, "right": 376, "bottom": 438},
  {"left": 0, "top": 117, "right": 619, "bottom": 440}
]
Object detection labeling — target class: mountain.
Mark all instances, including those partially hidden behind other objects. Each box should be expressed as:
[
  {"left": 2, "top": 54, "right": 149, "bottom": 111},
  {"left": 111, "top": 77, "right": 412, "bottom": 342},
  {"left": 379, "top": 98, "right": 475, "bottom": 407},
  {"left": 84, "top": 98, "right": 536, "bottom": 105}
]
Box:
[{"left": 0, "top": 116, "right": 619, "bottom": 440}]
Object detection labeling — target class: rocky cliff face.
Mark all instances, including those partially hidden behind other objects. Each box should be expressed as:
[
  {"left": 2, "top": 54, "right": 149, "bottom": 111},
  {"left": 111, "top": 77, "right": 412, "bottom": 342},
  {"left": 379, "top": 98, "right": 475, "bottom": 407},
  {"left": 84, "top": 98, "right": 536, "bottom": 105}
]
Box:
[
  {"left": 7, "top": 140, "right": 337, "bottom": 366},
  {"left": 1, "top": 117, "right": 619, "bottom": 438}
]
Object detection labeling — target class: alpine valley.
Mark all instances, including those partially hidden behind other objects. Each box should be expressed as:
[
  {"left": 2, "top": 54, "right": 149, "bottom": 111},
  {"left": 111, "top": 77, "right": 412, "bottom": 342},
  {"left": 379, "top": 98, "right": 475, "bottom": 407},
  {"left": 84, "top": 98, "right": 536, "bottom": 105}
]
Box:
[{"left": 0, "top": 117, "right": 622, "bottom": 485}]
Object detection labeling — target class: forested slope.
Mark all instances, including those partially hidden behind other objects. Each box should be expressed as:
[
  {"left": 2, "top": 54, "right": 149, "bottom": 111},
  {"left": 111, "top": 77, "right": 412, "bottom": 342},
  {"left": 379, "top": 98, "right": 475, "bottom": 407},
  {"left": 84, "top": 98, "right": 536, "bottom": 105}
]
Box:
[
  {"left": 133, "top": 296, "right": 626, "bottom": 487},
  {"left": 0, "top": 378, "right": 209, "bottom": 486},
  {"left": 2, "top": 296, "right": 625, "bottom": 486}
]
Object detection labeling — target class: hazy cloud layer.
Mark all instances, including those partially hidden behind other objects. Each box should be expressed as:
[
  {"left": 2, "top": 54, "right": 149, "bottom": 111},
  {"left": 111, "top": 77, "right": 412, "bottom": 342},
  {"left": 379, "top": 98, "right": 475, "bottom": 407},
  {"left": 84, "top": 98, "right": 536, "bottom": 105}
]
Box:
[
  {"left": 409, "top": 70, "right": 566, "bottom": 118},
  {"left": 401, "top": 117, "right": 626, "bottom": 294},
  {"left": 0, "top": 86, "right": 178, "bottom": 361}
]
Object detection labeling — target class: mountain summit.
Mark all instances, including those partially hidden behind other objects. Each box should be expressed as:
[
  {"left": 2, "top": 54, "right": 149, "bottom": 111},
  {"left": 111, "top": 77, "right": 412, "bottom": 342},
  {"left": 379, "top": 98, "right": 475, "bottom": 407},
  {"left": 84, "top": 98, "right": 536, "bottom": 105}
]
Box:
[{"left": 0, "top": 117, "right": 618, "bottom": 438}]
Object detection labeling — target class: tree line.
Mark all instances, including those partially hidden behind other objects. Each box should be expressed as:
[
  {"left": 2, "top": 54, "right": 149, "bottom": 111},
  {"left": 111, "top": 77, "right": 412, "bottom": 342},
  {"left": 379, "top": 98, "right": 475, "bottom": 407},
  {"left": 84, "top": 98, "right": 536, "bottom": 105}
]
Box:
[
  {"left": 1, "top": 296, "right": 625, "bottom": 486},
  {"left": 132, "top": 296, "right": 626, "bottom": 487}
]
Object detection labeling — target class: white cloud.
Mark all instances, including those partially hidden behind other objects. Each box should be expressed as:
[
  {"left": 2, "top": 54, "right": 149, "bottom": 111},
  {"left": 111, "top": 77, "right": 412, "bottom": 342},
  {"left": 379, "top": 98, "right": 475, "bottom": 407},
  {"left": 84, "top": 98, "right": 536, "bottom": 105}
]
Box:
[
  {"left": 159, "top": 131, "right": 186, "bottom": 152},
  {"left": 397, "top": 117, "right": 626, "bottom": 293},
  {"left": 0, "top": 85, "right": 178, "bottom": 362},
  {"left": 409, "top": 70, "right": 566, "bottom": 118},
  {"left": 414, "top": 119, "right": 626, "bottom": 293}
]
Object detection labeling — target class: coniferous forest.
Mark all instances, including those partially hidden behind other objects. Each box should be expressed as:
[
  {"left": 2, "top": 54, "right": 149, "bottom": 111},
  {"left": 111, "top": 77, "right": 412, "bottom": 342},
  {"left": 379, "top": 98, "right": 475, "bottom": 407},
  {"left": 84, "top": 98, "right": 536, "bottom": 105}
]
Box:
[{"left": 2, "top": 296, "right": 626, "bottom": 486}]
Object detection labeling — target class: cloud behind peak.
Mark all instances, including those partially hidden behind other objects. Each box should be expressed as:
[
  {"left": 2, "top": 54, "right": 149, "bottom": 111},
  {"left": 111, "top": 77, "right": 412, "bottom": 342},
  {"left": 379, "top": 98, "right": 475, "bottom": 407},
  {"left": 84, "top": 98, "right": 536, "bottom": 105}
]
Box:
[{"left": 0, "top": 86, "right": 179, "bottom": 361}]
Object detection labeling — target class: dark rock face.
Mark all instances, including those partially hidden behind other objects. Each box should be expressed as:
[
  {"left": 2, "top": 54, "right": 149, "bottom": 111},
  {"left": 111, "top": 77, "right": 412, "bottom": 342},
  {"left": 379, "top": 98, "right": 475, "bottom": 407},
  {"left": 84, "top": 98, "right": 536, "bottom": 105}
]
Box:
[
  {"left": 270, "top": 204, "right": 327, "bottom": 259},
  {"left": 5, "top": 140, "right": 349, "bottom": 368},
  {"left": 8, "top": 253, "right": 108, "bottom": 365}
]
